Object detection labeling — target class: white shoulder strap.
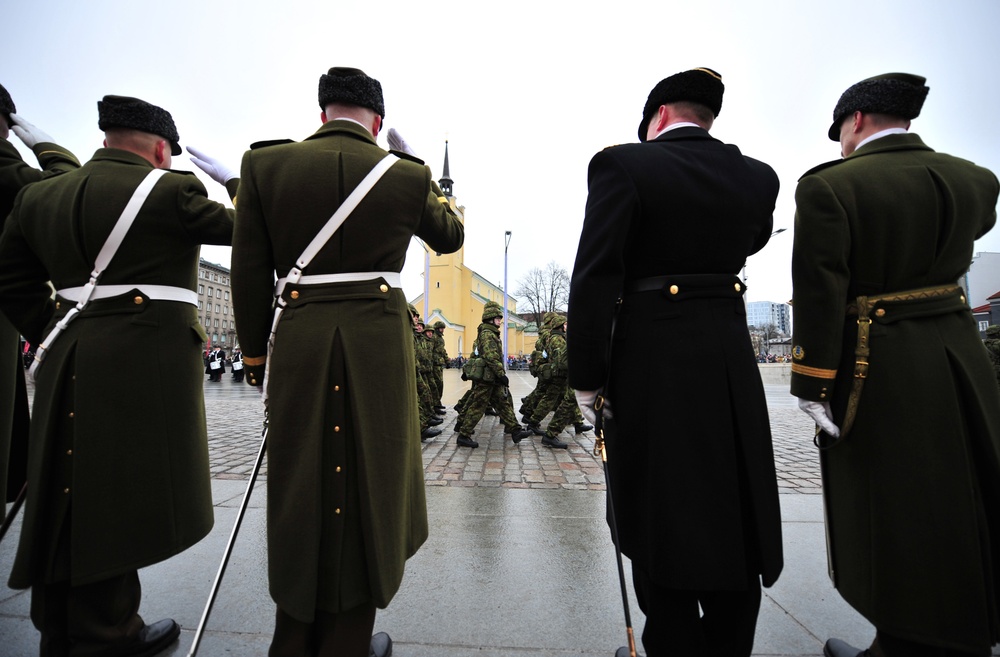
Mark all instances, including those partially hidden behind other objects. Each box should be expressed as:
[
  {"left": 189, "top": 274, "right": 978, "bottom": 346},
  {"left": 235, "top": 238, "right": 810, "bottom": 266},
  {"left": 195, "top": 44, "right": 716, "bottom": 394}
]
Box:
[
  {"left": 281, "top": 154, "right": 399, "bottom": 288},
  {"left": 262, "top": 153, "right": 400, "bottom": 405},
  {"left": 29, "top": 168, "right": 168, "bottom": 381}
]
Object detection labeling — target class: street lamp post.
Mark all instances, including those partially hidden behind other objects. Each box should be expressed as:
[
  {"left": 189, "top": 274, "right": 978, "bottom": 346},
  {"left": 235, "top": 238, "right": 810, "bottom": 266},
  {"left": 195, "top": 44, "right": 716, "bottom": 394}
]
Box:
[{"left": 503, "top": 230, "right": 511, "bottom": 371}]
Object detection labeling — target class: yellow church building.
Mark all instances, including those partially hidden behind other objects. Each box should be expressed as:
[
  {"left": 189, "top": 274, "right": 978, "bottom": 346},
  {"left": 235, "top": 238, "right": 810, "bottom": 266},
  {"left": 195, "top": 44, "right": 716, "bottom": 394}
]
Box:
[{"left": 410, "top": 142, "right": 537, "bottom": 360}]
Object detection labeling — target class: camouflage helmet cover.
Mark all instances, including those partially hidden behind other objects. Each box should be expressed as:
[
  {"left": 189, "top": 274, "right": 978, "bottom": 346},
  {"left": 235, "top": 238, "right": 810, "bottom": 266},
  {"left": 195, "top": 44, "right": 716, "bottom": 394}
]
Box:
[{"left": 482, "top": 301, "right": 504, "bottom": 321}]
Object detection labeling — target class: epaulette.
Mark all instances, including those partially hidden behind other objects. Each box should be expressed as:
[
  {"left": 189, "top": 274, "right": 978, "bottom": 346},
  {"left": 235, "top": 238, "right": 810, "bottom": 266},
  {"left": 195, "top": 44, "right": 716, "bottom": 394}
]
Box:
[
  {"left": 250, "top": 139, "right": 295, "bottom": 150},
  {"left": 798, "top": 158, "right": 844, "bottom": 180},
  {"left": 389, "top": 149, "right": 424, "bottom": 165}
]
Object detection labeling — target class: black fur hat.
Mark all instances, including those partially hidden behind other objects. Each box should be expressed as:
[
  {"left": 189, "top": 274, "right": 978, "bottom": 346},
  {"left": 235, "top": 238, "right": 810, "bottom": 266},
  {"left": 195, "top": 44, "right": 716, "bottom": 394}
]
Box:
[
  {"left": 0, "top": 83, "right": 15, "bottom": 123},
  {"left": 318, "top": 67, "right": 385, "bottom": 118},
  {"left": 98, "top": 95, "right": 181, "bottom": 155},
  {"left": 638, "top": 67, "right": 723, "bottom": 142},
  {"left": 828, "top": 73, "right": 929, "bottom": 141}
]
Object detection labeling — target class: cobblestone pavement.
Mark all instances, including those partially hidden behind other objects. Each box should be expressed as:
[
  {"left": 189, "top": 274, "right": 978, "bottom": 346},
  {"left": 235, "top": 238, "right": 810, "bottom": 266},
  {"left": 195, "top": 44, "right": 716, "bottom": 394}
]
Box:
[{"left": 194, "top": 369, "right": 821, "bottom": 493}]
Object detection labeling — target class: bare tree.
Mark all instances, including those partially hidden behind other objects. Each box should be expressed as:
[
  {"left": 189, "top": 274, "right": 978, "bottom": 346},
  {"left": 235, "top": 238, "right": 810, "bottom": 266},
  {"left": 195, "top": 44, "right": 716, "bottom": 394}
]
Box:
[{"left": 514, "top": 261, "right": 570, "bottom": 328}]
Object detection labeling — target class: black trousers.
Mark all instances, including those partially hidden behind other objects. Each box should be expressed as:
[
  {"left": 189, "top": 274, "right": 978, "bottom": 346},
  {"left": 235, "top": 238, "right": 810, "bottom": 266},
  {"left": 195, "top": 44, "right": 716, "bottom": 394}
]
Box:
[
  {"left": 269, "top": 603, "right": 376, "bottom": 657},
  {"left": 632, "top": 566, "right": 762, "bottom": 657},
  {"left": 31, "top": 571, "right": 144, "bottom": 657}
]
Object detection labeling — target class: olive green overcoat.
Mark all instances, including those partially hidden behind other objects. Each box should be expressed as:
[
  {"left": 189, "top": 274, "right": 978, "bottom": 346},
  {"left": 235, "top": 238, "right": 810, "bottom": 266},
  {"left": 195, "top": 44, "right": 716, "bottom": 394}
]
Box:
[
  {"left": 0, "top": 138, "right": 79, "bottom": 503},
  {"left": 232, "top": 119, "right": 463, "bottom": 620},
  {"left": 0, "top": 148, "right": 234, "bottom": 588},
  {"left": 791, "top": 133, "right": 1000, "bottom": 652}
]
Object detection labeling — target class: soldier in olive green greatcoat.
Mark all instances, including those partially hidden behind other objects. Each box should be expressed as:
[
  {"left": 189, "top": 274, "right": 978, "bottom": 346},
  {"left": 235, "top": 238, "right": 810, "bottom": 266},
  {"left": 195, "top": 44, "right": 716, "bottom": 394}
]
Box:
[
  {"left": 792, "top": 73, "right": 1000, "bottom": 657},
  {"left": 231, "top": 68, "right": 463, "bottom": 657},
  {"left": 0, "top": 95, "right": 236, "bottom": 656},
  {"left": 0, "top": 83, "right": 80, "bottom": 510}
]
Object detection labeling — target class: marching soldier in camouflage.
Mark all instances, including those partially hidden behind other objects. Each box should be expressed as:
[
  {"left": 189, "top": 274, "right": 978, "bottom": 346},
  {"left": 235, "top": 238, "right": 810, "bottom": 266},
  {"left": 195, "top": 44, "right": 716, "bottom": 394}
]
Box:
[
  {"left": 419, "top": 322, "right": 443, "bottom": 424},
  {"left": 454, "top": 302, "right": 531, "bottom": 448},
  {"left": 521, "top": 313, "right": 592, "bottom": 437},
  {"left": 409, "top": 306, "right": 441, "bottom": 441},
  {"left": 431, "top": 320, "right": 448, "bottom": 411},
  {"left": 984, "top": 325, "right": 1000, "bottom": 388},
  {"left": 525, "top": 315, "right": 591, "bottom": 448},
  {"left": 519, "top": 311, "right": 555, "bottom": 420}
]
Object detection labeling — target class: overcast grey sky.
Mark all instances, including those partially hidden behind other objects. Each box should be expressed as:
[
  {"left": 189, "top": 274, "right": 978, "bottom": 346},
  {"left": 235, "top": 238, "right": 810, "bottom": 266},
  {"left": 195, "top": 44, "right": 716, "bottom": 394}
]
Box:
[{"left": 5, "top": 0, "right": 999, "bottom": 309}]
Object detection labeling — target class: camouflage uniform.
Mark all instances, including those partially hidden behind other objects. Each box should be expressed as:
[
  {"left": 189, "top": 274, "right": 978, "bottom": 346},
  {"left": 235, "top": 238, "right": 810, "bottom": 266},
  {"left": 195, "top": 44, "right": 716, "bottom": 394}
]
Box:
[
  {"left": 454, "top": 302, "right": 529, "bottom": 447},
  {"left": 525, "top": 316, "right": 575, "bottom": 448},
  {"left": 408, "top": 305, "right": 440, "bottom": 439},
  {"left": 984, "top": 325, "right": 1000, "bottom": 388},
  {"left": 519, "top": 313, "right": 554, "bottom": 419},
  {"left": 432, "top": 321, "right": 448, "bottom": 407},
  {"left": 522, "top": 314, "right": 590, "bottom": 431}
]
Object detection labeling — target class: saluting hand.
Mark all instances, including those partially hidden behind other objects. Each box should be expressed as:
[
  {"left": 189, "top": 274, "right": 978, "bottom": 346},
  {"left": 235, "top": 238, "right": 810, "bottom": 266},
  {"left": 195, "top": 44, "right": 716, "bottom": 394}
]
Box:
[
  {"left": 9, "top": 114, "right": 54, "bottom": 148},
  {"left": 187, "top": 145, "right": 237, "bottom": 185},
  {"left": 387, "top": 128, "right": 418, "bottom": 158}
]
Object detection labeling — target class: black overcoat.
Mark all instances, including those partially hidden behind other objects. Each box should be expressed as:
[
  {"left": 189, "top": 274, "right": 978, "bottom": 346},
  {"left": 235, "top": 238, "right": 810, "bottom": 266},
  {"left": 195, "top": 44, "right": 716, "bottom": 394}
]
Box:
[{"left": 568, "top": 127, "right": 783, "bottom": 590}]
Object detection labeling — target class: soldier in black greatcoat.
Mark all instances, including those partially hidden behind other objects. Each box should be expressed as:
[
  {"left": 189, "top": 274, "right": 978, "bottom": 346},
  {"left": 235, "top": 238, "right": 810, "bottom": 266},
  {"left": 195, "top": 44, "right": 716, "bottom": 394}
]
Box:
[{"left": 567, "top": 68, "right": 783, "bottom": 657}]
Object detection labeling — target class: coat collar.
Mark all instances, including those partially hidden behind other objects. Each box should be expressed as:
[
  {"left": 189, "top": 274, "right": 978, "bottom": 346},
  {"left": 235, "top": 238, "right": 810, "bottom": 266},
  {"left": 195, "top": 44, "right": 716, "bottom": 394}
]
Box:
[
  {"left": 649, "top": 125, "right": 716, "bottom": 144},
  {"left": 89, "top": 148, "right": 156, "bottom": 168},
  {"left": 799, "top": 132, "right": 933, "bottom": 179},
  {"left": 305, "top": 119, "right": 378, "bottom": 146},
  {"left": 847, "top": 132, "right": 932, "bottom": 159}
]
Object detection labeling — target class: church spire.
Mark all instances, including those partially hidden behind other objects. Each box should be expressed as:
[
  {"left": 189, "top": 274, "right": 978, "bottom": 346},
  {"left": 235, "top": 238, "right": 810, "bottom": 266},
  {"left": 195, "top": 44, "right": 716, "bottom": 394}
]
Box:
[{"left": 439, "top": 140, "right": 454, "bottom": 197}]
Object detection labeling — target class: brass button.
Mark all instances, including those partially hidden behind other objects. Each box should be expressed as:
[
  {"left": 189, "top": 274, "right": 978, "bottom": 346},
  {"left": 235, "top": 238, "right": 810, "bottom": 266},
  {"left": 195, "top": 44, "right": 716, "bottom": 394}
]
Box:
[
  {"left": 379, "top": 284, "right": 389, "bottom": 293},
  {"left": 960, "top": 295, "right": 966, "bottom": 303},
  {"left": 249, "top": 377, "right": 256, "bottom": 384},
  {"left": 336, "top": 466, "right": 342, "bottom": 473},
  {"left": 334, "top": 426, "right": 341, "bottom": 432},
  {"left": 63, "top": 488, "right": 70, "bottom": 494},
  {"left": 334, "top": 385, "right": 340, "bottom": 392},
  {"left": 669, "top": 285, "right": 679, "bottom": 295},
  {"left": 819, "top": 393, "right": 827, "bottom": 399},
  {"left": 67, "top": 449, "right": 73, "bottom": 456},
  {"left": 335, "top": 508, "right": 341, "bottom": 515},
  {"left": 69, "top": 412, "right": 75, "bottom": 418},
  {"left": 290, "top": 290, "right": 299, "bottom": 299},
  {"left": 55, "top": 301, "right": 61, "bottom": 309},
  {"left": 134, "top": 296, "right": 143, "bottom": 305},
  {"left": 875, "top": 308, "right": 886, "bottom": 317},
  {"left": 735, "top": 283, "right": 742, "bottom": 292}
]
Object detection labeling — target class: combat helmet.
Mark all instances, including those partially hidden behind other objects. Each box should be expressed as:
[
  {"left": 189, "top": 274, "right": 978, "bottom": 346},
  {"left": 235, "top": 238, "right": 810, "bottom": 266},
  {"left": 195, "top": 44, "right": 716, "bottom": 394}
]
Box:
[
  {"left": 482, "top": 301, "right": 504, "bottom": 321},
  {"left": 433, "top": 321, "right": 446, "bottom": 329},
  {"left": 544, "top": 313, "right": 566, "bottom": 331}
]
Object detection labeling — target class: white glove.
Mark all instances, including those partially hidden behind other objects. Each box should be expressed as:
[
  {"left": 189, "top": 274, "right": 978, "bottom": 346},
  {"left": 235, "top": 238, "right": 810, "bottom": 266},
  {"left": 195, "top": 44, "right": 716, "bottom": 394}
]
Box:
[
  {"left": 797, "top": 398, "right": 841, "bottom": 438},
  {"left": 186, "top": 145, "right": 237, "bottom": 185},
  {"left": 10, "top": 114, "right": 54, "bottom": 148},
  {"left": 387, "top": 128, "right": 418, "bottom": 158},
  {"left": 575, "top": 389, "right": 613, "bottom": 426}
]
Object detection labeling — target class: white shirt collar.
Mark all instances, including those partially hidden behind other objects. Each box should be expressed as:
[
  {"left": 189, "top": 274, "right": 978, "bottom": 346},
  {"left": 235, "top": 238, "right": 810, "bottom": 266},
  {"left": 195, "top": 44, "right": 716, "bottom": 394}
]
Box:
[
  {"left": 328, "top": 116, "right": 369, "bottom": 130},
  {"left": 650, "top": 121, "right": 702, "bottom": 140},
  {"left": 856, "top": 127, "right": 908, "bottom": 151}
]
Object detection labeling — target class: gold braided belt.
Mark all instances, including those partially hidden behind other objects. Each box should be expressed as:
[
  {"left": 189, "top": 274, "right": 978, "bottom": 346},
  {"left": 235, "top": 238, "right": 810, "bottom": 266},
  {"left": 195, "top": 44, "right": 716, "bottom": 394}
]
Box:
[{"left": 840, "top": 284, "right": 965, "bottom": 438}]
